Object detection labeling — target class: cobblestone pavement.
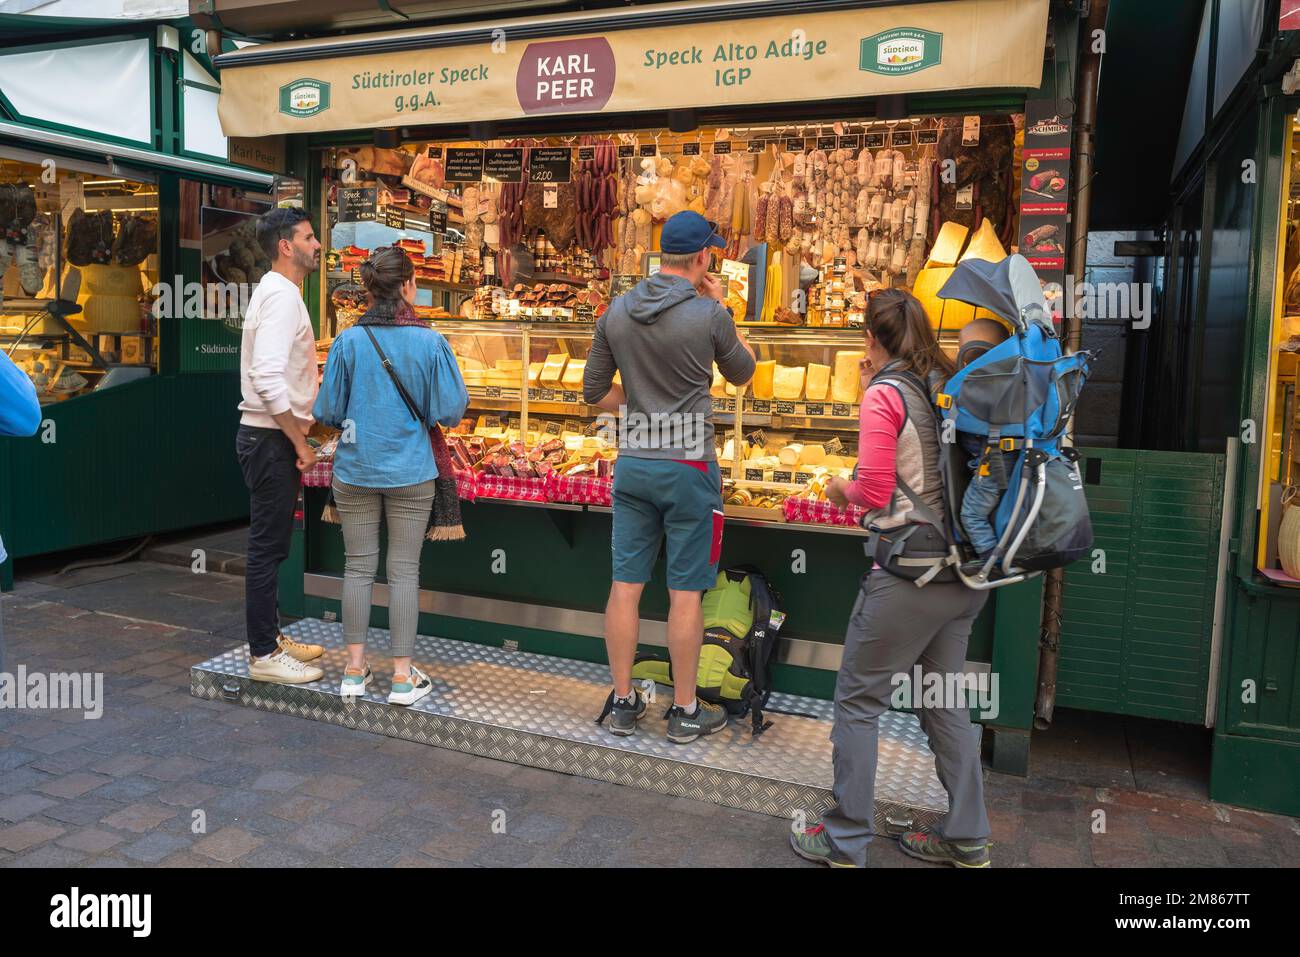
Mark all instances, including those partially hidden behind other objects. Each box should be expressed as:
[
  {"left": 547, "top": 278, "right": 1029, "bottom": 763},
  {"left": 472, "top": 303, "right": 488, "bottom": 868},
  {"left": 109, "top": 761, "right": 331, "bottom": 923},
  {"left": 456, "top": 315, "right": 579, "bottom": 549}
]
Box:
[{"left": 1, "top": 559, "right": 1297, "bottom": 868}]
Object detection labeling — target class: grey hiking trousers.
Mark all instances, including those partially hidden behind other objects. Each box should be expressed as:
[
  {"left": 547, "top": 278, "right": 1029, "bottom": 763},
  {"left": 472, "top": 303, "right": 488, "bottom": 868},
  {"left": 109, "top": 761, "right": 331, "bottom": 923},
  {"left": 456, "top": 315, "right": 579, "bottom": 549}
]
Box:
[{"left": 822, "top": 568, "right": 991, "bottom": 866}]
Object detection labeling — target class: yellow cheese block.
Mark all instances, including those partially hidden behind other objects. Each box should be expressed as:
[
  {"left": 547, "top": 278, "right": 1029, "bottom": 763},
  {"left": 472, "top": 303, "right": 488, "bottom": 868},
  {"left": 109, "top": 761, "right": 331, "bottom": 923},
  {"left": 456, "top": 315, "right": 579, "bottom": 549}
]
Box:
[
  {"left": 494, "top": 358, "right": 523, "bottom": 372},
  {"left": 456, "top": 355, "right": 485, "bottom": 371},
  {"left": 773, "top": 365, "right": 806, "bottom": 401},
  {"left": 798, "top": 444, "right": 826, "bottom": 466},
  {"left": 484, "top": 370, "right": 517, "bottom": 387},
  {"left": 960, "top": 218, "right": 1007, "bottom": 264},
  {"left": 823, "top": 454, "right": 845, "bottom": 470},
  {"left": 926, "top": 222, "right": 970, "bottom": 267},
  {"left": 540, "top": 354, "right": 568, "bottom": 384},
  {"left": 561, "top": 359, "right": 586, "bottom": 389},
  {"left": 710, "top": 365, "right": 728, "bottom": 398},
  {"left": 528, "top": 362, "right": 544, "bottom": 385},
  {"left": 832, "top": 351, "right": 864, "bottom": 405},
  {"left": 461, "top": 370, "right": 486, "bottom": 387},
  {"left": 805, "top": 363, "right": 830, "bottom": 401},
  {"left": 725, "top": 380, "right": 738, "bottom": 396},
  {"left": 752, "top": 360, "right": 776, "bottom": 400}
]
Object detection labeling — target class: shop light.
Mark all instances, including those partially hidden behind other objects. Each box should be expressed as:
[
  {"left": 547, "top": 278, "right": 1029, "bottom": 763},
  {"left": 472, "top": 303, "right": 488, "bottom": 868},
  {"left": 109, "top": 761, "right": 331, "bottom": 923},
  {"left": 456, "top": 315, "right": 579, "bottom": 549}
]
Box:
[
  {"left": 877, "top": 94, "right": 908, "bottom": 121},
  {"left": 667, "top": 110, "right": 698, "bottom": 134}
]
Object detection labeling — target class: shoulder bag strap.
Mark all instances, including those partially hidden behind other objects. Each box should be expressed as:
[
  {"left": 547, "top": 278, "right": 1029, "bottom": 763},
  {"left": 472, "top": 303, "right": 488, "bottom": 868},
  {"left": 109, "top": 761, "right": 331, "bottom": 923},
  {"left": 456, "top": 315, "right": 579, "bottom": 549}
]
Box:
[{"left": 362, "top": 326, "right": 422, "bottom": 425}]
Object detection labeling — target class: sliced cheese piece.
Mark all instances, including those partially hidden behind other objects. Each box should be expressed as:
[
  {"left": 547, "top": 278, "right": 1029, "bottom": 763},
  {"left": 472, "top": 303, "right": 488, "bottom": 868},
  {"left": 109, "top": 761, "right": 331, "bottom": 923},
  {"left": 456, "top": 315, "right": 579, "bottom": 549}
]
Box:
[
  {"left": 805, "top": 363, "right": 830, "bottom": 401},
  {"left": 799, "top": 444, "right": 826, "bottom": 466},
  {"left": 752, "top": 360, "right": 776, "bottom": 400},
  {"left": 527, "top": 362, "right": 544, "bottom": 385},
  {"left": 773, "top": 365, "right": 806, "bottom": 401},
  {"left": 720, "top": 438, "right": 736, "bottom": 463},
  {"left": 561, "top": 359, "right": 587, "bottom": 389},
  {"left": 540, "top": 353, "right": 568, "bottom": 384},
  {"left": 960, "top": 218, "right": 1007, "bottom": 264},
  {"left": 926, "top": 221, "right": 970, "bottom": 267},
  {"left": 750, "top": 456, "right": 780, "bottom": 471},
  {"left": 778, "top": 445, "right": 803, "bottom": 466},
  {"left": 832, "top": 351, "right": 865, "bottom": 405}
]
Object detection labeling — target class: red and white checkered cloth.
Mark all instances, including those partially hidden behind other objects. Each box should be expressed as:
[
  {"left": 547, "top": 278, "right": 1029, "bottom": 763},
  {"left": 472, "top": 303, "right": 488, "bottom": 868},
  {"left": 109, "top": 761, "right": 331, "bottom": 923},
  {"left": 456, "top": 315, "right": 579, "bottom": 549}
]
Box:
[
  {"left": 454, "top": 469, "right": 477, "bottom": 502},
  {"left": 782, "top": 496, "right": 867, "bottom": 528},
  {"left": 473, "top": 472, "right": 551, "bottom": 502},
  {"left": 549, "top": 474, "right": 613, "bottom": 506},
  {"left": 302, "top": 457, "right": 334, "bottom": 488}
]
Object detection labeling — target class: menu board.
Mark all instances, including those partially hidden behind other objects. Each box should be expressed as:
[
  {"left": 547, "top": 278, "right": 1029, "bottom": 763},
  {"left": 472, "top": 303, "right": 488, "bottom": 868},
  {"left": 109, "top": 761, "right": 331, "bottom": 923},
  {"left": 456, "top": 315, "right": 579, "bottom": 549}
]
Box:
[
  {"left": 336, "top": 186, "right": 377, "bottom": 222},
  {"left": 484, "top": 148, "right": 524, "bottom": 182},
  {"left": 1020, "top": 99, "right": 1072, "bottom": 320},
  {"left": 528, "top": 147, "right": 572, "bottom": 183},
  {"left": 445, "top": 148, "right": 485, "bottom": 182}
]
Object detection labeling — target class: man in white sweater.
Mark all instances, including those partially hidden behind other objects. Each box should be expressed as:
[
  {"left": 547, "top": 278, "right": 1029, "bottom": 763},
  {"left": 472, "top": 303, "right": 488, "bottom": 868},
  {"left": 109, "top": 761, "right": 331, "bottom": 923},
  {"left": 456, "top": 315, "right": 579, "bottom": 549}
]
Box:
[{"left": 237, "top": 207, "right": 325, "bottom": 684}]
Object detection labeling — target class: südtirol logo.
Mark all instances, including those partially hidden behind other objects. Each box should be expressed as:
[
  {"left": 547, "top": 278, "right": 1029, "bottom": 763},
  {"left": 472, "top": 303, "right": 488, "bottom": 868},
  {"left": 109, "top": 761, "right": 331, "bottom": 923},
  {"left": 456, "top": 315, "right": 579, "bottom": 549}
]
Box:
[
  {"left": 279, "top": 78, "right": 331, "bottom": 117},
  {"left": 859, "top": 28, "right": 942, "bottom": 76}
]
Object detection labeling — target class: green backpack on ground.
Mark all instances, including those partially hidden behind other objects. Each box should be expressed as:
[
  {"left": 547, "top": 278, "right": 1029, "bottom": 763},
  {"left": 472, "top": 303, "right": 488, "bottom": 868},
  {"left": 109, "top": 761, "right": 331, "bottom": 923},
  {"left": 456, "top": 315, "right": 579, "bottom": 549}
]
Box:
[{"left": 631, "top": 566, "right": 788, "bottom": 735}]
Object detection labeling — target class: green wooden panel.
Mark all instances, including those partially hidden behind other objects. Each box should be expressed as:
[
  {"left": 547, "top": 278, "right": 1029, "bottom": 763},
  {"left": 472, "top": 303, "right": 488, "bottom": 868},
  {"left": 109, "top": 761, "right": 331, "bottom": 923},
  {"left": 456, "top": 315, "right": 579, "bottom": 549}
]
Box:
[
  {"left": 1225, "top": 584, "right": 1300, "bottom": 739},
  {"left": 1058, "top": 447, "right": 1224, "bottom": 722},
  {"left": 0, "top": 373, "right": 247, "bottom": 562}
]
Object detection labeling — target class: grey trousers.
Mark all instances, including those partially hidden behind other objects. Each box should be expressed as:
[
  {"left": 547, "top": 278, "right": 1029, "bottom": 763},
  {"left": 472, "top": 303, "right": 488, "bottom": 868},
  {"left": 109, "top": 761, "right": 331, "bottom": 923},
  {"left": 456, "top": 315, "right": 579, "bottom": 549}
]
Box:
[
  {"left": 822, "top": 569, "right": 991, "bottom": 866},
  {"left": 331, "top": 478, "right": 436, "bottom": 659}
]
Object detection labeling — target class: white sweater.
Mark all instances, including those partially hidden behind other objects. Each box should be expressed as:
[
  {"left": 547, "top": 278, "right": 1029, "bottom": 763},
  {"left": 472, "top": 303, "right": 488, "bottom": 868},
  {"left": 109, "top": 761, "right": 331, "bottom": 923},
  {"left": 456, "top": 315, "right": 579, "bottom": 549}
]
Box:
[{"left": 238, "top": 271, "right": 318, "bottom": 432}]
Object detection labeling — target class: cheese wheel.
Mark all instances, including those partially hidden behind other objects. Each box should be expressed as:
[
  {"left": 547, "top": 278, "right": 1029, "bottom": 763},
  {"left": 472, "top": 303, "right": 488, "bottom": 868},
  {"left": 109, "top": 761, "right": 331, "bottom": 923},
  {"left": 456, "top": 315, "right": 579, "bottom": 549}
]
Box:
[
  {"left": 833, "top": 351, "right": 864, "bottom": 404},
  {"left": 799, "top": 444, "right": 826, "bottom": 466},
  {"left": 561, "top": 359, "right": 586, "bottom": 389},
  {"left": 805, "top": 363, "right": 830, "bottom": 401},
  {"left": 778, "top": 444, "right": 802, "bottom": 466},
  {"left": 926, "top": 222, "right": 970, "bottom": 267},
  {"left": 752, "top": 360, "right": 776, "bottom": 400},
  {"left": 540, "top": 354, "right": 568, "bottom": 384},
  {"left": 773, "top": 365, "right": 806, "bottom": 400}
]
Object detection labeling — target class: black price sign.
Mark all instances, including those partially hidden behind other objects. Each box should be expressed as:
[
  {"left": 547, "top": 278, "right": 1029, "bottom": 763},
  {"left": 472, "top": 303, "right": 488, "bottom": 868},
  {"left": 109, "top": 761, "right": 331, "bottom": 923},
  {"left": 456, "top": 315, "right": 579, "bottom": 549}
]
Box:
[
  {"left": 481, "top": 415, "right": 502, "bottom": 430},
  {"left": 507, "top": 416, "right": 521, "bottom": 431},
  {"left": 337, "top": 186, "right": 377, "bottom": 223},
  {"left": 817, "top": 135, "right": 838, "bottom": 150},
  {"left": 917, "top": 128, "right": 939, "bottom": 145},
  {"left": 577, "top": 146, "right": 596, "bottom": 162},
  {"left": 484, "top": 148, "right": 525, "bottom": 183},
  {"left": 428, "top": 199, "right": 448, "bottom": 233},
  {"left": 639, "top": 144, "right": 658, "bottom": 157},
  {"left": 794, "top": 471, "right": 815, "bottom": 485},
  {"left": 682, "top": 142, "right": 701, "bottom": 156},
  {"left": 564, "top": 419, "right": 582, "bottom": 434},
  {"left": 538, "top": 389, "right": 556, "bottom": 402},
  {"left": 426, "top": 146, "right": 443, "bottom": 160},
  {"left": 528, "top": 148, "right": 572, "bottom": 183},
  {"left": 746, "top": 428, "right": 767, "bottom": 448},
  {"left": 544, "top": 421, "right": 563, "bottom": 436},
  {"left": 773, "top": 469, "right": 794, "bottom": 484},
  {"left": 784, "top": 139, "right": 806, "bottom": 153},
  {"left": 775, "top": 400, "right": 797, "bottom": 415},
  {"left": 562, "top": 390, "right": 580, "bottom": 404},
  {"left": 864, "top": 132, "right": 886, "bottom": 148},
  {"left": 445, "top": 148, "right": 485, "bottom": 182},
  {"left": 804, "top": 403, "right": 825, "bottom": 416},
  {"left": 751, "top": 400, "right": 771, "bottom": 414},
  {"left": 825, "top": 436, "right": 845, "bottom": 454},
  {"left": 527, "top": 389, "right": 541, "bottom": 401},
  {"left": 609, "top": 274, "right": 639, "bottom": 297},
  {"left": 484, "top": 386, "right": 502, "bottom": 398},
  {"left": 747, "top": 140, "right": 767, "bottom": 153},
  {"left": 712, "top": 141, "right": 732, "bottom": 154},
  {"left": 891, "top": 129, "right": 914, "bottom": 147},
  {"left": 383, "top": 207, "right": 406, "bottom": 230},
  {"left": 831, "top": 403, "right": 852, "bottom": 418},
  {"left": 839, "top": 135, "right": 862, "bottom": 149},
  {"left": 618, "top": 145, "right": 636, "bottom": 159},
  {"left": 744, "top": 468, "right": 765, "bottom": 482},
  {"left": 583, "top": 420, "right": 602, "bottom": 436}
]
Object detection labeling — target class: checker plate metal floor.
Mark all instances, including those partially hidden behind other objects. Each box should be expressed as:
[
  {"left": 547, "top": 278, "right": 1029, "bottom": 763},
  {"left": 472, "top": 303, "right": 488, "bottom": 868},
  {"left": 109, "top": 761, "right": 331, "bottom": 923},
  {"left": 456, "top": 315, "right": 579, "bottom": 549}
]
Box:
[{"left": 191, "top": 618, "right": 953, "bottom": 830}]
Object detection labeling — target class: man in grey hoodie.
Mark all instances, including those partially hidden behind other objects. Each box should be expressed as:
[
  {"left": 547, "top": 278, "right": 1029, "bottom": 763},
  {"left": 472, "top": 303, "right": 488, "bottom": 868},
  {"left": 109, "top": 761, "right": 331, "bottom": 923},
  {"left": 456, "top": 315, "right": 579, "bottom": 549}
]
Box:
[{"left": 584, "top": 210, "right": 755, "bottom": 744}]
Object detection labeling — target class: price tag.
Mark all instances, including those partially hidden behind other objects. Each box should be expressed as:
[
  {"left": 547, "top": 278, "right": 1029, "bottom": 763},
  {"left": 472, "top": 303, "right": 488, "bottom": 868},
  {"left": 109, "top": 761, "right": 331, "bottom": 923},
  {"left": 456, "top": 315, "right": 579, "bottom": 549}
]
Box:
[
  {"left": 839, "top": 134, "right": 861, "bottom": 149},
  {"left": 832, "top": 403, "right": 852, "bottom": 417},
  {"left": 527, "top": 389, "right": 541, "bottom": 401},
  {"left": 864, "top": 132, "right": 886, "bottom": 149},
  {"left": 956, "top": 184, "right": 974, "bottom": 210},
  {"left": 428, "top": 199, "right": 448, "bottom": 233},
  {"left": 825, "top": 436, "right": 845, "bottom": 454},
  {"left": 775, "top": 401, "right": 797, "bottom": 415},
  {"left": 682, "top": 142, "right": 701, "bottom": 156},
  {"left": 746, "top": 429, "right": 767, "bottom": 448},
  {"left": 562, "top": 391, "right": 580, "bottom": 404},
  {"left": 539, "top": 389, "right": 556, "bottom": 402},
  {"left": 383, "top": 207, "right": 405, "bottom": 230},
  {"left": 528, "top": 147, "right": 573, "bottom": 183},
  {"left": 445, "top": 148, "right": 485, "bottom": 182},
  {"left": 917, "top": 128, "right": 939, "bottom": 145},
  {"left": 507, "top": 415, "right": 521, "bottom": 432},
  {"left": 794, "top": 471, "right": 815, "bottom": 485},
  {"left": 804, "top": 403, "right": 825, "bottom": 416},
  {"left": 712, "top": 140, "right": 732, "bottom": 154},
  {"left": 747, "top": 140, "right": 767, "bottom": 153},
  {"left": 481, "top": 415, "right": 502, "bottom": 430},
  {"left": 543, "top": 185, "right": 558, "bottom": 208},
  {"left": 484, "top": 386, "right": 502, "bottom": 398},
  {"left": 891, "top": 129, "right": 914, "bottom": 147},
  {"left": 750, "top": 400, "right": 771, "bottom": 414},
  {"left": 584, "top": 420, "right": 602, "bottom": 436},
  {"left": 544, "top": 421, "right": 563, "bottom": 436},
  {"left": 744, "top": 468, "right": 765, "bottom": 482},
  {"left": 618, "top": 144, "right": 636, "bottom": 159},
  {"left": 639, "top": 144, "right": 658, "bottom": 157},
  {"left": 577, "top": 146, "right": 596, "bottom": 162},
  {"left": 564, "top": 419, "right": 582, "bottom": 434},
  {"left": 784, "top": 139, "right": 806, "bottom": 153},
  {"left": 962, "top": 115, "right": 981, "bottom": 146},
  {"left": 817, "top": 136, "right": 839, "bottom": 151},
  {"left": 484, "top": 148, "right": 525, "bottom": 182},
  {"left": 773, "top": 470, "right": 794, "bottom": 484},
  {"left": 337, "top": 186, "right": 377, "bottom": 223},
  {"left": 426, "top": 146, "right": 443, "bottom": 160}
]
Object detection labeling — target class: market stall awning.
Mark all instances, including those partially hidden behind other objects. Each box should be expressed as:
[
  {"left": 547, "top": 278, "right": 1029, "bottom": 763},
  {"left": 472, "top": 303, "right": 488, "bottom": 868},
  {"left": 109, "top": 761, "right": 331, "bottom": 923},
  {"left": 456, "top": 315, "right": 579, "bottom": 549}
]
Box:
[{"left": 214, "top": 0, "right": 1049, "bottom": 138}]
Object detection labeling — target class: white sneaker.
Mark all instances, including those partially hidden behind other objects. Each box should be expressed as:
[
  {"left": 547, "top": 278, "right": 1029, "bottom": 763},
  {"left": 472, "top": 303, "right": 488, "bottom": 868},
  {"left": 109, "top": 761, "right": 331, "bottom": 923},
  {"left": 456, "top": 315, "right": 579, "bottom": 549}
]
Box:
[
  {"left": 249, "top": 649, "right": 324, "bottom": 685},
  {"left": 387, "top": 664, "right": 433, "bottom": 706}
]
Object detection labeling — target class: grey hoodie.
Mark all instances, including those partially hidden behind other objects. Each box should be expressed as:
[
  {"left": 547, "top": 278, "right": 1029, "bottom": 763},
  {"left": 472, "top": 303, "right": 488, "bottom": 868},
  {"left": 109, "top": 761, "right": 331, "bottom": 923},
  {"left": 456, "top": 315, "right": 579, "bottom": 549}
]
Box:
[{"left": 584, "top": 272, "right": 754, "bottom": 461}]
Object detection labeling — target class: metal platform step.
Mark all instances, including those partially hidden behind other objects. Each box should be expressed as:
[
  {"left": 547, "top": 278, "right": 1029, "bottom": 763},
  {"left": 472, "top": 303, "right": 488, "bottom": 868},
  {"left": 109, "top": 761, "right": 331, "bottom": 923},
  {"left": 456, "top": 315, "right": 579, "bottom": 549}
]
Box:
[{"left": 190, "top": 618, "right": 952, "bottom": 831}]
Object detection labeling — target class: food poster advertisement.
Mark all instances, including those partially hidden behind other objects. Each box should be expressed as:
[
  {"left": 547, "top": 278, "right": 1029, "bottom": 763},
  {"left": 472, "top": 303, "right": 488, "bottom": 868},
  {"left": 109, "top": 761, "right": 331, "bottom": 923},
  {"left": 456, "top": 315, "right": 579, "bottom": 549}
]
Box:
[
  {"left": 217, "top": 0, "right": 1048, "bottom": 137},
  {"left": 1019, "top": 98, "right": 1071, "bottom": 320}
]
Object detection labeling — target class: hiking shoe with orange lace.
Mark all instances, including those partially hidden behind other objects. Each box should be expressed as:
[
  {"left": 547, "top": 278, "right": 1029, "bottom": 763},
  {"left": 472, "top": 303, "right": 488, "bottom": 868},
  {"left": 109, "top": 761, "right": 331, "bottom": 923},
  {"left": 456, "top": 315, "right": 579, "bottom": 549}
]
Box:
[
  {"left": 899, "top": 830, "right": 991, "bottom": 868},
  {"left": 277, "top": 633, "right": 323, "bottom": 662},
  {"left": 789, "top": 823, "right": 859, "bottom": 868}
]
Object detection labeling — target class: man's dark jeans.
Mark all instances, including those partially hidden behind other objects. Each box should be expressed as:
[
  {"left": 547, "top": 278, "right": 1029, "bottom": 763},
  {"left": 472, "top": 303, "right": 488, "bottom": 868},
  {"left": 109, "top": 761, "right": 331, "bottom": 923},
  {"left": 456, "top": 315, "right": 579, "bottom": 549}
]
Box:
[{"left": 236, "top": 424, "right": 300, "bottom": 658}]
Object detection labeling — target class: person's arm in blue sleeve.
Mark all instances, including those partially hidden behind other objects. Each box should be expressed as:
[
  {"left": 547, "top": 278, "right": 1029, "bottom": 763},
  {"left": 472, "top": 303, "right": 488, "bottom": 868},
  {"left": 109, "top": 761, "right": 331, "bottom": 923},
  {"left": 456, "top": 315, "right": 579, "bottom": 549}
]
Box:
[
  {"left": 311, "top": 338, "right": 350, "bottom": 430},
  {"left": 425, "top": 334, "right": 469, "bottom": 428},
  {"left": 0, "top": 352, "right": 41, "bottom": 437}
]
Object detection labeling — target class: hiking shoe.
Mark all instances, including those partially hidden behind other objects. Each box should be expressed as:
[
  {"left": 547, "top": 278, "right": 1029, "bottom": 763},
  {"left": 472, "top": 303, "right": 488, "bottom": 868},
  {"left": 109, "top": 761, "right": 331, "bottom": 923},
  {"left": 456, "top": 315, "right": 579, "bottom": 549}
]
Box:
[
  {"left": 388, "top": 664, "right": 433, "bottom": 706},
  {"left": 899, "top": 830, "right": 991, "bottom": 868},
  {"left": 790, "top": 823, "right": 859, "bottom": 868},
  {"left": 277, "top": 633, "right": 324, "bottom": 662},
  {"left": 249, "top": 649, "right": 324, "bottom": 685},
  {"left": 665, "top": 699, "right": 729, "bottom": 744},
  {"left": 340, "top": 663, "right": 372, "bottom": 697},
  {"left": 607, "top": 689, "right": 647, "bottom": 736}
]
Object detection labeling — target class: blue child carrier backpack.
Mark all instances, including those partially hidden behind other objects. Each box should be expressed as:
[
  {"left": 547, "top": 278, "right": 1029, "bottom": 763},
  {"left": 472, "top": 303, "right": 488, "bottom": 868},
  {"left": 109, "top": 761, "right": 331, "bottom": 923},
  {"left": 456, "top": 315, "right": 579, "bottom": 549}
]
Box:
[{"left": 885, "top": 254, "right": 1095, "bottom": 590}]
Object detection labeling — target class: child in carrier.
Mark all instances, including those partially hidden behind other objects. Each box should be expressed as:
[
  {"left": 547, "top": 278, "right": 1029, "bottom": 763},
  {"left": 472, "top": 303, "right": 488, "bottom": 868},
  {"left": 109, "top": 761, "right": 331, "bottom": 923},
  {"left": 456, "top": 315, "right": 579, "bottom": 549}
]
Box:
[{"left": 955, "top": 318, "right": 1012, "bottom": 570}]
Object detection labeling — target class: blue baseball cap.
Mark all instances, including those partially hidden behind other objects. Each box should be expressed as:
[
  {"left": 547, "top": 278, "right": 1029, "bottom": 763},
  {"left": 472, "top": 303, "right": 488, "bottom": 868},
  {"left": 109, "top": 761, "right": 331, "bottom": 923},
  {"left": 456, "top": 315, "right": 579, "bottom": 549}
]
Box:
[{"left": 660, "top": 210, "right": 727, "bottom": 254}]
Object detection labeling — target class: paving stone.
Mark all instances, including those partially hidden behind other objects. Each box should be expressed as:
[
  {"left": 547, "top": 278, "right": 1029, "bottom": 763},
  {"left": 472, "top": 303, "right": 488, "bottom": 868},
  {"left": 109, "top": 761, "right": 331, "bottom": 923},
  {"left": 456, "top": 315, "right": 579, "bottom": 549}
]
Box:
[
  {"left": 56, "top": 828, "right": 125, "bottom": 854},
  {"left": 192, "top": 826, "right": 264, "bottom": 862},
  {"left": 332, "top": 833, "right": 406, "bottom": 867},
  {"left": 299, "top": 774, "right": 364, "bottom": 801},
  {"left": 419, "top": 828, "right": 486, "bottom": 863},
  {"left": 0, "top": 819, "right": 65, "bottom": 852},
  {"left": 41, "top": 798, "right": 124, "bottom": 827},
  {"left": 91, "top": 776, "right": 163, "bottom": 802},
  {"left": 289, "top": 819, "right": 358, "bottom": 852},
  {"left": 327, "top": 796, "right": 397, "bottom": 828},
  {"left": 155, "top": 782, "right": 220, "bottom": 808},
  {"left": 9, "top": 844, "right": 88, "bottom": 867},
  {"left": 469, "top": 835, "right": 542, "bottom": 867},
  {"left": 241, "top": 844, "right": 320, "bottom": 868},
  {"left": 0, "top": 767, "right": 54, "bottom": 795},
  {"left": 0, "top": 792, "right": 59, "bottom": 823},
  {"left": 37, "top": 771, "right": 113, "bottom": 799},
  {"left": 100, "top": 802, "right": 179, "bottom": 833},
  {"left": 121, "top": 832, "right": 193, "bottom": 864},
  {"left": 251, "top": 770, "right": 308, "bottom": 792}
]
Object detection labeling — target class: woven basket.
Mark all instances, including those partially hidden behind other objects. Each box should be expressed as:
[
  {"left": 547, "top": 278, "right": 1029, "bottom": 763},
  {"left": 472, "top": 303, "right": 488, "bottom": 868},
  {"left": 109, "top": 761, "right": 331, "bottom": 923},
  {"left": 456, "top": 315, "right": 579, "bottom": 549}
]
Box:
[{"left": 1279, "top": 486, "right": 1300, "bottom": 579}]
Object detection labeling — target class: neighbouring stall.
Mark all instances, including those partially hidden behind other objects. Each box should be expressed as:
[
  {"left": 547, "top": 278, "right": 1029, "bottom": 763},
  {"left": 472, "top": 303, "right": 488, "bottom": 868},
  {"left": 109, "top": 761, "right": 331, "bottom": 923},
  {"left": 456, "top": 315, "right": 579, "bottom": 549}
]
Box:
[{"left": 213, "top": 0, "right": 1074, "bottom": 771}]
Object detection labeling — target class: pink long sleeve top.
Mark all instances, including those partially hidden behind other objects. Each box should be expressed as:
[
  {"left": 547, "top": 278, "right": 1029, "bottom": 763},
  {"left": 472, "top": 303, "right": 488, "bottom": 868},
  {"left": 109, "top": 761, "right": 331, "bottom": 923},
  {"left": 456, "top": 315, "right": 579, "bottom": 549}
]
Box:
[{"left": 842, "top": 382, "right": 906, "bottom": 510}]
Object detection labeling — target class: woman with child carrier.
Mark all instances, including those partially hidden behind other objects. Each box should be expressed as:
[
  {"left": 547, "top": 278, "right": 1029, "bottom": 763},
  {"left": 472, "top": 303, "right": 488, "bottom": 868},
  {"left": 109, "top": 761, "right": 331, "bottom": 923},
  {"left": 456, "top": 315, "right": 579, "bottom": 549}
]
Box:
[
  {"left": 790, "top": 288, "right": 992, "bottom": 869},
  {"left": 312, "top": 246, "right": 468, "bottom": 707}
]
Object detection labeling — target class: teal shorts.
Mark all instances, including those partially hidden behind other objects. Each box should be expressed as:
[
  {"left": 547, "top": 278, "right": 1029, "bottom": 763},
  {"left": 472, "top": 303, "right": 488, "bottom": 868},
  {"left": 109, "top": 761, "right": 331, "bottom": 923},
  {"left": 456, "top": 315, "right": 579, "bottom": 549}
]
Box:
[{"left": 611, "top": 457, "right": 724, "bottom": 591}]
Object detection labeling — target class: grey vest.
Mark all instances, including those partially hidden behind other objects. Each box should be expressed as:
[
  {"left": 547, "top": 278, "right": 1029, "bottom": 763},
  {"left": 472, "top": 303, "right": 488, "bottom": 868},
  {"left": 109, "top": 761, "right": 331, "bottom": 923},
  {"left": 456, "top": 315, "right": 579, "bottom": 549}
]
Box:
[{"left": 860, "top": 363, "right": 948, "bottom": 533}]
